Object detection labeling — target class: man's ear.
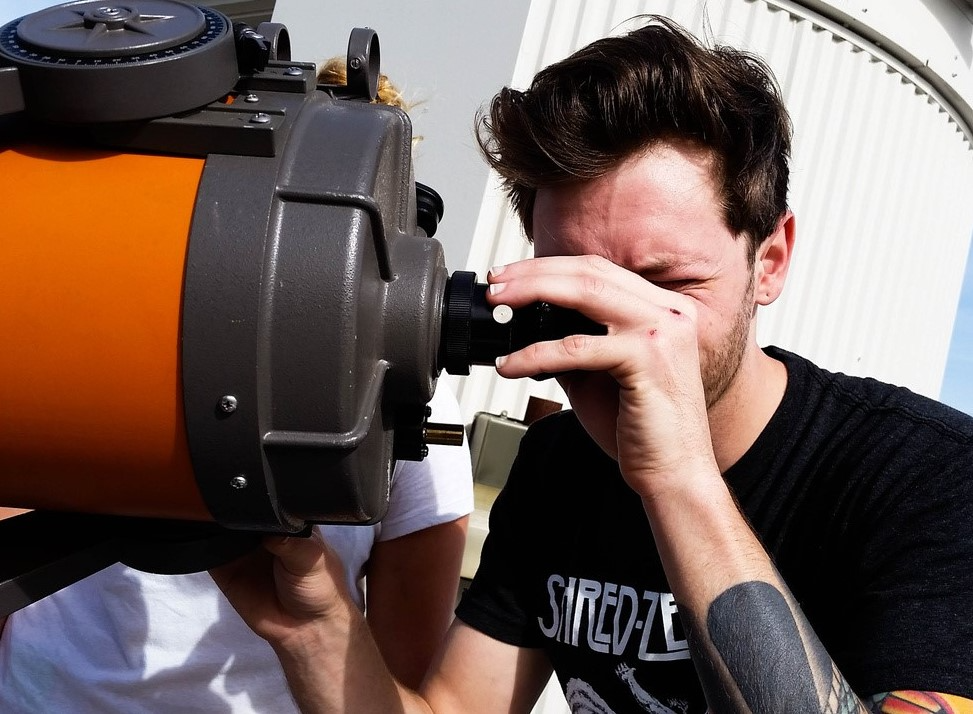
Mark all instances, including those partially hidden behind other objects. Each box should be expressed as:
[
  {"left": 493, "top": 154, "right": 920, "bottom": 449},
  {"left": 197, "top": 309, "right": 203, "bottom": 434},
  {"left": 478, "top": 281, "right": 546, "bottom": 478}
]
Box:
[{"left": 754, "top": 211, "right": 795, "bottom": 306}]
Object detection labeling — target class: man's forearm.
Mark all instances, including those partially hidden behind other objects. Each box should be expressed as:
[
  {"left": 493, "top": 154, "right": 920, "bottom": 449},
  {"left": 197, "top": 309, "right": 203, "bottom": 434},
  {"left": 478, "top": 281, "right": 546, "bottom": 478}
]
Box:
[
  {"left": 271, "top": 604, "right": 433, "bottom": 714},
  {"left": 211, "top": 534, "right": 444, "bottom": 712},
  {"left": 643, "top": 478, "right": 869, "bottom": 714},
  {"left": 684, "top": 579, "right": 866, "bottom": 713}
]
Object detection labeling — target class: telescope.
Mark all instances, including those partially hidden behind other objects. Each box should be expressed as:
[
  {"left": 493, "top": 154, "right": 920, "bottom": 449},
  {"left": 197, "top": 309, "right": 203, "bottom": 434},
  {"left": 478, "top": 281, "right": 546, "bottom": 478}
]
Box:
[{"left": 0, "top": 0, "right": 604, "bottom": 616}]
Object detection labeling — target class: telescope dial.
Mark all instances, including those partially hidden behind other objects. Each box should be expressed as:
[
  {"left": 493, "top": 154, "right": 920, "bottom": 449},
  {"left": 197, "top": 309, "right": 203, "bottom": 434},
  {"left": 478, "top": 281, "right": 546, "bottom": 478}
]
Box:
[{"left": 0, "top": 0, "right": 239, "bottom": 122}]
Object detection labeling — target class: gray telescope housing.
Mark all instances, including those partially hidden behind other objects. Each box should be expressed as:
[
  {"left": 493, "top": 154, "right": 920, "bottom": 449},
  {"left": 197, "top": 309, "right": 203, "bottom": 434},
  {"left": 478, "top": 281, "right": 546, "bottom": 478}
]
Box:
[{"left": 0, "top": 0, "right": 450, "bottom": 534}]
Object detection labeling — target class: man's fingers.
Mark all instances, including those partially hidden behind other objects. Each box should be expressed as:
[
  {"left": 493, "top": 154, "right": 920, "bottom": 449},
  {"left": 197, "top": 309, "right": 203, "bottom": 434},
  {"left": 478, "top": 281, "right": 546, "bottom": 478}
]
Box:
[
  {"left": 489, "top": 254, "right": 615, "bottom": 285},
  {"left": 495, "top": 305, "right": 696, "bottom": 381},
  {"left": 487, "top": 256, "right": 694, "bottom": 328},
  {"left": 265, "top": 533, "right": 330, "bottom": 578},
  {"left": 496, "top": 332, "right": 640, "bottom": 379},
  {"left": 209, "top": 545, "right": 277, "bottom": 612},
  {"left": 488, "top": 257, "right": 633, "bottom": 312}
]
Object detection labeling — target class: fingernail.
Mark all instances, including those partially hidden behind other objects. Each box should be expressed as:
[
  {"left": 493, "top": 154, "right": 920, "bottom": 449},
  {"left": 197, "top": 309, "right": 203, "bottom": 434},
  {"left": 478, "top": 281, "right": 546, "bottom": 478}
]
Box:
[
  {"left": 489, "top": 264, "right": 506, "bottom": 279},
  {"left": 489, "top": 282, "right": 506, "bottom": 296},
  {"left": 495, "top": 355, "right": 507, "bottom": 368}
]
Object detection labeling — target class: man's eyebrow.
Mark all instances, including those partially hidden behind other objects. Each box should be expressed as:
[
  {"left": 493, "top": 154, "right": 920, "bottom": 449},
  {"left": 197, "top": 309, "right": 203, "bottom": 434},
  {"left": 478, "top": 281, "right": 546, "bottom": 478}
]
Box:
[{"left": 631, "top": 257, "right": 707, "bottom": 275}]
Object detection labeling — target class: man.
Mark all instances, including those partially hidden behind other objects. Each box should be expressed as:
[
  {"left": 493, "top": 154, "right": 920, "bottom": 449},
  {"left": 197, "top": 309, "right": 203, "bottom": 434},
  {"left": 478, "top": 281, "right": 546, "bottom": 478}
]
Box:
[{"left": 213, "top": 16, "right": 973, "bottom": 713}]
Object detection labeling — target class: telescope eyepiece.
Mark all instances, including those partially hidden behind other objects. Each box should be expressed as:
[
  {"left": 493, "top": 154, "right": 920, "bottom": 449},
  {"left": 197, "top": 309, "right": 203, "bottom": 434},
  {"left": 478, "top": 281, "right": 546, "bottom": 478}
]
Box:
[{"left": 439, "top": 271, "right": 607, "bottom": 377}]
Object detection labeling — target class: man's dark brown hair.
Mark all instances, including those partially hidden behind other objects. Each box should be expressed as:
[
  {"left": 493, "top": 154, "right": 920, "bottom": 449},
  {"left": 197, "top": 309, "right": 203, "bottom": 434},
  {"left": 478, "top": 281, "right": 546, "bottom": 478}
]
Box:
[{"left": 476, "top": 15, "right": 792, "bottom": 257}]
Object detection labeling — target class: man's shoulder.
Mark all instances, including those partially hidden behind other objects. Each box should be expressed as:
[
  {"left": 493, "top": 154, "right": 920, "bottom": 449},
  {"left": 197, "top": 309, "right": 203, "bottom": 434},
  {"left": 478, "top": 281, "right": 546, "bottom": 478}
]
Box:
[{"left": 767, "top": 345, "right": 973, "bottom": 444}]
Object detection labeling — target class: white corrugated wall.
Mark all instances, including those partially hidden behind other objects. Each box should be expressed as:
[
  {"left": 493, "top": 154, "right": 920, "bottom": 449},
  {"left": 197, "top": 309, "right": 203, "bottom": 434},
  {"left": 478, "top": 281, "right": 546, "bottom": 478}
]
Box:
[{"left": 443, "top": 0, "right": 973, "bottom": 431}]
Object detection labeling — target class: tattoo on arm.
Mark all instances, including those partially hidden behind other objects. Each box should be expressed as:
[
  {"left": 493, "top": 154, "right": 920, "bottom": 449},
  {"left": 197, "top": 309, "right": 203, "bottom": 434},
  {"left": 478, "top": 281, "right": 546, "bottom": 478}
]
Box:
[
  {"left": 687, "top": 581, "right": 867, "bottom": 714},
  {"left": 867, "top": 691, "right": 966, "bottom": 713}
]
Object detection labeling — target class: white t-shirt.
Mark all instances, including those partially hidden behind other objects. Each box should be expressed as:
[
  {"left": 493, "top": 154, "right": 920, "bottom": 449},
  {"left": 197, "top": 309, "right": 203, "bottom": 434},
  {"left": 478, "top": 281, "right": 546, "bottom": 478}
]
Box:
[{"left": 0, "top": 384, "right": 473, "bottom": 713}]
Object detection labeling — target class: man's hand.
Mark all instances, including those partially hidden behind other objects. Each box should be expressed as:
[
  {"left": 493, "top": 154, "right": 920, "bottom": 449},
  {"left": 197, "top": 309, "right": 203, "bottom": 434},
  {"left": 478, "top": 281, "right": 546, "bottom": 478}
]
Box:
[
  {"left": 210, "top": 532, "right": 352, "bottom": 649},
  {"left": 486, "top": 255, "right": 719, "bottom": 500},
  {"left": 211, "top": 533, "right": 420, "bottom": 713}
]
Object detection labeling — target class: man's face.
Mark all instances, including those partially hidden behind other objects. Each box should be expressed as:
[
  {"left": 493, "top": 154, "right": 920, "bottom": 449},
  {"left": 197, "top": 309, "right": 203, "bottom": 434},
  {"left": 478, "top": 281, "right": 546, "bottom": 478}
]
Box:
[{"left": 531, "top": 140, "right": 759, "bottom": 411}]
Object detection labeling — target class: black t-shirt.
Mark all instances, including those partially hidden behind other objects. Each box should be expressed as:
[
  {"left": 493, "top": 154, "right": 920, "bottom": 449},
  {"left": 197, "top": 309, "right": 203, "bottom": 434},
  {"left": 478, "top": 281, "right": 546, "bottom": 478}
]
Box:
[{"left": 456, "top": 347, "right": 973, "bottom": 713}]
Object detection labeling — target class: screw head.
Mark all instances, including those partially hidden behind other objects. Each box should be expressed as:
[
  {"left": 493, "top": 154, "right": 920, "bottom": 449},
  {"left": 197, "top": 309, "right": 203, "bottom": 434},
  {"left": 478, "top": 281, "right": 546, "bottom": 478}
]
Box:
[
  {"left": 285, "top": 67, "right": 303, "bottom": 76},
  {"left": 244, "top": 93, "right": 259, "bottom": 103},
  {"left": 230, "top": 475, "right": 248, "bottom": 490},
  {"left": 250, "top": 113, "right": 272, "bottom": 124},
  {"left": 219, "top": 395, "right": 238, "bottom": 413}
]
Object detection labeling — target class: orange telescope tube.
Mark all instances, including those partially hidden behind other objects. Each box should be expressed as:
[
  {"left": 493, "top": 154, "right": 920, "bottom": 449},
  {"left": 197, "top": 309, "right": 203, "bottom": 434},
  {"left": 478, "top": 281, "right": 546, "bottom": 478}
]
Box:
[{"left": 0, "top": 142, "right": 212, "bottom": 522}]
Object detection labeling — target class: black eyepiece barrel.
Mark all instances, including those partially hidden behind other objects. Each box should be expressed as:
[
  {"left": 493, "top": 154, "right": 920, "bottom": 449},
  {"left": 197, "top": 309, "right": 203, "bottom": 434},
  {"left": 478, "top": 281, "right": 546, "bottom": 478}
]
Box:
[{"left": 439, "top": 270, "right": 607, "bottom": 376}]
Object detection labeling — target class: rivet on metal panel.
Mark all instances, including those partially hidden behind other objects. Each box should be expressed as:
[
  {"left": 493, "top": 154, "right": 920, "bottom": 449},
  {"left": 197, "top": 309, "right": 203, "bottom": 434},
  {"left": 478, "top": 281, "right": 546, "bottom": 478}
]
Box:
[
  {"left": 230, "top": 475, "right": 248, "bottom": 489},
  {"left": 219, "top": 395, "right": 239, "bottom": 413}
]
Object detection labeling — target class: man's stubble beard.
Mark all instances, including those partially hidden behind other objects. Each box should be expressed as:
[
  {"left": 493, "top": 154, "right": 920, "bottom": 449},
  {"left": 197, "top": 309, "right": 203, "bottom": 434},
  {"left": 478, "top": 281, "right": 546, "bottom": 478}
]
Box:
[{"left": 701, "top": 273, "right": 756, "bottom": 410}]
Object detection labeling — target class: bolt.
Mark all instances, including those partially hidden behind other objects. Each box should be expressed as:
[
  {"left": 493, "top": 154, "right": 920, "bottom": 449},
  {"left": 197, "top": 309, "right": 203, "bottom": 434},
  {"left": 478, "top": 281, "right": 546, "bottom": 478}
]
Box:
[
  {"left": 349, "top": 57, "right": 362, "bottom": 70},
  {"left": 244, "top": 93, "right": 259, "bottom": 103},
  {"left": 285, "top": 67, "right": 303, "bottom": 76},
  {"left": 250, "top": 113, "right": 272, "bottom": 124},
  {"left": 219, "top": 395, "right": 238, "bottom": 413},
  {"left": 230, "top": 475, "right": 248, "bottom": 489}
]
